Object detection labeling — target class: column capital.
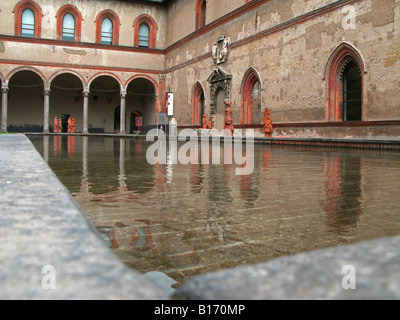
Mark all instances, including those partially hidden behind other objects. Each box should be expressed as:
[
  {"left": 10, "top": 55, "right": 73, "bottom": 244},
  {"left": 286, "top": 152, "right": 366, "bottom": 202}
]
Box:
[
  {"left": 120, "top": 90, "right": 127, "bottom": 98},
  {"left": 83, "top": 89, "right": 90, "bottom": 97},
  {"left": 2, "top": 84, "right": 9, "bottom": 94},
  {"left": 43, "top": 88, "right": 51, "bottom": 95}
]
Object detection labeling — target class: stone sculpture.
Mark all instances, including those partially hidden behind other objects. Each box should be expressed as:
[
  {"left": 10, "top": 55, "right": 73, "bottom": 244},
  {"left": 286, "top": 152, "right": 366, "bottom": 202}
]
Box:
[{"left": 224, "top": 101, "right": 234, "bottom": 135}]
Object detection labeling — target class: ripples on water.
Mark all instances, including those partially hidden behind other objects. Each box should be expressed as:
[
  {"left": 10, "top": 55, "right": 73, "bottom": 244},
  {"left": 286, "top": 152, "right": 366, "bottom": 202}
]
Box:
[{"left": 29, "top": 135, "right": 400, "bottom": 284}]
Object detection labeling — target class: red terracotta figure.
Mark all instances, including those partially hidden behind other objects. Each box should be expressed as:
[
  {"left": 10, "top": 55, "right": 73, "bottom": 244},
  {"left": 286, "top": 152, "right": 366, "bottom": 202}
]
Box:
[
  {"left": 224, "top": 101, "right": 234, "bottom": 135},
  {"left": 264, "top": 108, "right": 273, "bottom": 138}
]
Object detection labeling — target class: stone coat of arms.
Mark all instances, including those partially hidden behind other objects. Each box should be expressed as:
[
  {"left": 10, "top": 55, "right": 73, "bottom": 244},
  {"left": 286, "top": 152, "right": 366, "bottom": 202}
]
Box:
[{"left": 212, "top": 36, "right": 230, "bottom": 65}]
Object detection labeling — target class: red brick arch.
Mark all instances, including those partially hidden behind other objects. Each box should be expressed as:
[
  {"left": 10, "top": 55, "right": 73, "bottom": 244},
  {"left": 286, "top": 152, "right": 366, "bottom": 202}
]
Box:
[
  {"left": 240, "top": 67, "right": 262, "bottom": 124},
  {"left": 324, "top": 42, "right": 366, "bottom": 122},
  {"left": 14, "top": 0, "right": 42, "bottom": 38}
]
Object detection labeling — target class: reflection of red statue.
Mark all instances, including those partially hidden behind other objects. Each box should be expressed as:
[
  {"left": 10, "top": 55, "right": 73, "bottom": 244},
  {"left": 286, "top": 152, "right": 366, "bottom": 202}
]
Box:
[
  {"left": 54, "top": 116, "right": 58, "bottom": 133},
  {"left": 208, "top": 117, "right": 213, "bottom": 129},
  {"left": 202, "top": 114, "right": 207, "bottom": 129},
  {"left": 72, "top": 118, "right": 76, "bottom": 134},
  {"left": 264, "top": 108, "right": 273, "bottom": 138},
  {"left": 224, "top": 101, "right": 234, "bottom": 135}
]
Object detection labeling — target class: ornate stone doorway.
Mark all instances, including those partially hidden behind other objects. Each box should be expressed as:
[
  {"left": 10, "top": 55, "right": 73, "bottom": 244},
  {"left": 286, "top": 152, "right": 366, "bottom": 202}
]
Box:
[{"left": 207, "top": 67, "right": 232, "bottom": 131}]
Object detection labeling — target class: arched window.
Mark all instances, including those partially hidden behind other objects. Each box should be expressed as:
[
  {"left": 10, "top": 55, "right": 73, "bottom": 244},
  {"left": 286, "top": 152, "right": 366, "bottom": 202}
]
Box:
[
  {"left": 21, "top": 8, "right": 35, "bottom": 37},
  {"left": 251, "top": 80, "right": 261, "bottom": 124},
  {"left": 138, "top": 23, "right": 150, "bottom": 48},
  {"left": 62, "top": 13, "right": 75, "bottom": 41},
  {"left": 241, "top": 68, "right": 262, "bottom": 124},
  {"left": 192, "top": 82, "right": 205, "bottom": 125},
  {"left": 195, "top": 0, "right": 207, "bottom": 30},
  {"left": 101, "top": 18, "right": 113, "bottom": 45},
  {"left": 14, "top": 0, "right": 42, "bottom": 38},
  {"left": 133, "top": 15, "right": 157, "bottom": 49},
  {"left": 325, "top": 43, "right": 365, "bottom": 122},
  {"left": 95, "top": 10, "right": 120, "bottom": 45},
  {"left": 56, "top": 5, "right": 82, "bottom": 42}
]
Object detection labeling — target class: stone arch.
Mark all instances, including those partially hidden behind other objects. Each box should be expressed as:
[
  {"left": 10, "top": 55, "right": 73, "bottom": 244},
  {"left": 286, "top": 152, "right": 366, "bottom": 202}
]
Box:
[
  {"left": 324, "top": 42, "right": 366, "bottom": 122},
  {"left": 49, "top": 69, "right": 86, "bottom": 89},
  {"left": 7, "top": 66, "right": 47, "bottom": 87},
  {"left": 88, "top": 72, "right": 123, "bottom": 90}
]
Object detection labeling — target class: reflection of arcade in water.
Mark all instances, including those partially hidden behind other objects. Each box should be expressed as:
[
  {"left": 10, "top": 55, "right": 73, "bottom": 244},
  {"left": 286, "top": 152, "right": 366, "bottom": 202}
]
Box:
[{"left": 32, "top": 135, "right": 400, "bottom": 284}]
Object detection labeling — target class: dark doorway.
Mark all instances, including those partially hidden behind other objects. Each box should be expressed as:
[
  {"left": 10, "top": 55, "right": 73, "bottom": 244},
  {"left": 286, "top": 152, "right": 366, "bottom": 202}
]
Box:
[
  {"left": 62, "top": 114, "right": 70, "bottom": 133},
  {"left": 342, "top": 61, "right": 362, "bottom": 122},
  {"left": 114, "top": 106, "right": 120, "bottom": 133}
]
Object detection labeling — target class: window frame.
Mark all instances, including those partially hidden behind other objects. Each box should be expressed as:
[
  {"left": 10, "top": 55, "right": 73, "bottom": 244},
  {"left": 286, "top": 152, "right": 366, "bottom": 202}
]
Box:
[
  {"left": 14, "top": 0, "right": 42, "bottom": 38},
  {"left": 56, "top": 5, "right": 82, "bottom": 42},
  {"left": 133, "top": 15, "right": 157, "bottom": 49},
  {"left": 95, "top": 10, "right": 120, "bottom": 45}
]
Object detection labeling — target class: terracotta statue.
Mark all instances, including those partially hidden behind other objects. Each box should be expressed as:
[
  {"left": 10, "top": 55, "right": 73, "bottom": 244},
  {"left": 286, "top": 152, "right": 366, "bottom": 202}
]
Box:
[
  {"left": 71, "top": 118, "right": 76, "bottom": 134},
  {"left": 54, "top": 116, "right": 58, "bottom": 133},
  {"left": 58, "top": 119, "right": 62, "bottom": 133},
  {"left": 68, "top": 117, "right": 72, "bottom": 134},
  {"left": 208, "top": 117, "right": 213, "bottom": 129},
  {"left": 202, "top": 114, "right": 208, "bottom": 129},
  {"left": 264, "top": 108, "right": 273, "bottom": 138},
  {"left": 224, "top": 101, "right": 234, "bottom": 135}
]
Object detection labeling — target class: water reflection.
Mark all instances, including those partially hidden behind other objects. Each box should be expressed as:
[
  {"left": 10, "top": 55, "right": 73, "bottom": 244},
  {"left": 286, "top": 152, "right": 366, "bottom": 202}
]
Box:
[
  {"left": 322, "top": 154, "right": 363, "bottom": 235},
  {"left": 30, "top": 136, "right": 400, "bottom": 284}
]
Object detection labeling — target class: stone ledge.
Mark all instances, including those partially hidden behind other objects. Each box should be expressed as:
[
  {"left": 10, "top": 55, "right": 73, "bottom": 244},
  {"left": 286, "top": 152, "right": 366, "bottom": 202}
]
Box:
[
  {"left": 176, "top": 235, "right": 400, "bottom": 300},
  {"left": 0, "top": 134, "right": 169, "bottom": 300}
]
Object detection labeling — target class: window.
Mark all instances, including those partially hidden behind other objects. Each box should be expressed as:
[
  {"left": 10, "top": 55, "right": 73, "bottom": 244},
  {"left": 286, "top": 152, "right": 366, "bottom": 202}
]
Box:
[
  {"left": 95, "top": 10, "right": 120, "bottom": 45},
  {"left": 57, "top": 5, "right": 82, "bottom": 42},
  {"left": 138, "top": 23, "right": 150, "bottom": 47},
  {"left": 101, "top": 18, "right": 113, "bottom": 45},
  {"left": 62, "top": 13, "right": 75, "bottom": 41},
  {"left": 251, "top": 80, "right": 261, "bottom": 124},
  {"left": 133, "top": 15, "right": 157, "bottom": 49},
  {"left": 195, "top": 0, "right": 207, "bottom": 30},
  {"left": 21, "top": 8, "right": 35, "bottom": 37},
  {"left": 14, "top": 0, "right": 42, "bottom": 38}
]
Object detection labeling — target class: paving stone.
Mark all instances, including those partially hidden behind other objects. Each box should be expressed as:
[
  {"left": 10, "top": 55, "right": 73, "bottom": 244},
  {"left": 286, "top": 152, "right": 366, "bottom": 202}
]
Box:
[
  {"left": 0, "top": 135, "right": 169, "bottom": 300},
  {"left": 176, "top": 235, "right": 400, "bottom": 300}
]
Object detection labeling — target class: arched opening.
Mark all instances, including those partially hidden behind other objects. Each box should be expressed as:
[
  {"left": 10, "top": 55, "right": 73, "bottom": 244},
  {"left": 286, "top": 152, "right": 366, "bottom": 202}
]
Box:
[
  {"left": 89, "top": 75, "right": 121, "bottom": 133},
  {"left": 342, "top": 61, "right": 362, "bottom": 122},
  {"left": 192, "top": 82, "right": 205, "bottom": 126},
  {"left": 241, "top": 67, "right": 262, "bottom": 124},
  {"left": 133, "top": 15, "right": 157, "bottom": 49},
  {"left": 50, "top": 73, "right": 84, "bottom": 133},
  {"left": 195, "top": 0, "right": 207, "bottom": 30},
  {"left": 21, "top": 8, "right": 35, "bottom": 37},
  {"left": 325, "top": 43, "right": 365, "bottom": 122},
  {"left": 126, "top": 78, "right": 156, "bottom": 133},
  {"left": 8, "top": 70, "right": 44, "bottom": 132}
]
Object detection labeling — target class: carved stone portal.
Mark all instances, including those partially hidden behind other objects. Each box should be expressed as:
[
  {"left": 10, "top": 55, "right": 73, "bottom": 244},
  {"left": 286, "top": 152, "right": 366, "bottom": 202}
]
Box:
[{"left": 207, "top": 67, "right": 232, "bottom": 115}]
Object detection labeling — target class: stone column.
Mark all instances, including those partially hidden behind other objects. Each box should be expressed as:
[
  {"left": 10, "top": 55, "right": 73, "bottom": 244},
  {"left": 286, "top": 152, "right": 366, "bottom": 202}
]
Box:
[
  {"left": 83, "top": 89, "right": 90, "bottom": 135},
  {"left": 120, "top": 90, "right": 127, "bottom": 135},
  {"left": 43, "top": 89, "right": 51, "bottom": 134},
  {"left": 1, "top": 85, "right": 9, "bottom": 133}
]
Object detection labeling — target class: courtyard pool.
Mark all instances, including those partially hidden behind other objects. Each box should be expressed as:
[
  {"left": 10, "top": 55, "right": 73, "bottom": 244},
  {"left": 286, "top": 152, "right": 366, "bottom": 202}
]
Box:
[{"left": 28, "top": 135, "right": 400, "bottom": 284}]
